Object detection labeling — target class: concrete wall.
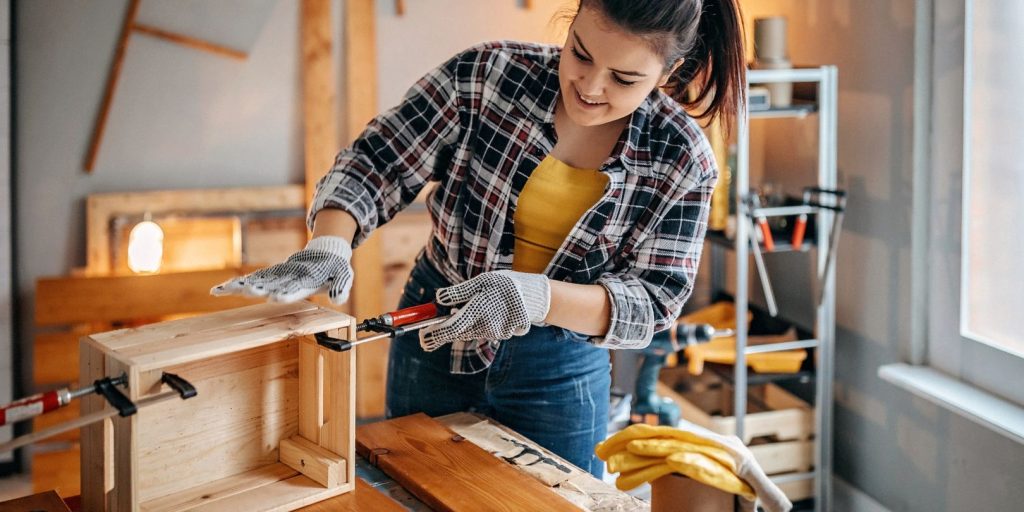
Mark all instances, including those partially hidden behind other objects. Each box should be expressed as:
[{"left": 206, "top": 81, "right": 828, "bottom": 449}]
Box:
[{"left": 739, "top": 1, "right": 1024, "bottom": 510}]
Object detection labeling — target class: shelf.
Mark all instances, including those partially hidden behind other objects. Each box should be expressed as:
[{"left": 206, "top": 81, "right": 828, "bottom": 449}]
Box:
[
  {"left": 750, "top": 100, "right": 818, "bottom": 119},
  {"left": 705, "top": 229, "right": 816, "bottom": 253},
  {"left": 705, "top": 362, "right": 816, "bottom": 389},
  {"left": 748, "top": 66, "right": 831, "bottom": 84}
]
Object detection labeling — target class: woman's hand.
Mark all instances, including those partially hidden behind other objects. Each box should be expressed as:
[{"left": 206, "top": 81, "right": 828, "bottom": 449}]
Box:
[
  {"left": 419, "top": 270, "right": 551, "bottom": 351},
  {"left": 210, "top": 236, "right": 354, "bottom": 304}
]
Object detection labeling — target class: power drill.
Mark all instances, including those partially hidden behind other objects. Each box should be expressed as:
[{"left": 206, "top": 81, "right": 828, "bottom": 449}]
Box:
[{"left": 630, "top": 322, "right": 732, "bottom": 426}]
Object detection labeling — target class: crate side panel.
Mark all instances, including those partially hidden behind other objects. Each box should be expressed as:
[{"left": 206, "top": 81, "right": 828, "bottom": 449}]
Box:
[{"left": 135, "top": 340, "right": 300, "bottom": 502}]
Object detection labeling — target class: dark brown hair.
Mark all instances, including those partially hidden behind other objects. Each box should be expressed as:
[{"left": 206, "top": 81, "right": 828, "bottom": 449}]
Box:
[{"left": 576, "top": 0, "right": 746, "bottom": 131}]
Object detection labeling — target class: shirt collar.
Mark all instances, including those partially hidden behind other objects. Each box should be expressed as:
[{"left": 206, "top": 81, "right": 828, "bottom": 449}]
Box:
[{"left": 525, "top": 48, "right": 657, "bottom": 177}]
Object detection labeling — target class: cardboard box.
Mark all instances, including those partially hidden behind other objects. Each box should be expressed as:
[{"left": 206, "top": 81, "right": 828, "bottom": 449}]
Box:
[{"left": 79, "top": 302, "right": 356, "bottom": 511}]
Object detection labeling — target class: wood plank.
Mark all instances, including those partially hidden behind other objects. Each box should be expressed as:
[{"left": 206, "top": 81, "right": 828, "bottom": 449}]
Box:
[
  {"left": 91, "top": 301, "right": 317, "bottom": 351},
  {"left": 319, "top": 325, "right": 355, "bottom": 488},
  {"left": 78, "top": 339, "right": 108, "bottom": 511},
  {"left": 113, "top": 217, "right": 241, "bottom": 274},
  {"left": 32, "top": 448, "right": 81, "bottom": 499},
  {"left": 341, "top": 0, "right": 387, "bottom": 420},
  {"left": 131, "top": 23, "right": 247, "bottom": 60},
  {"left": 35, "top": 268, "right": 265, "bottom": 326},
  {"left": 355, "top": 414, "right": 580, "bottom": 512},
  {"left": 279, "top": 435, "right": 345, "bottom": 488},
  {"left": 0, "top": 490, "right": 72, "bottom": 512},
  {"left": 298, "top": 338, "right": 323, "bottom": 443},
  {"left": 34, "top": 331, "right": 81, "bottom": 386},
  {"left": 84, "top": 0, "right": 141, "bottom": 173},
  {"left": 297, "top": 479, "right": 403, "bottom": 511},
  {"left": 139, "top": 463, "right": 298, "bottom": 512},
  {"left": 86, "top": 185, "right": 304, "bottom": 275},
  {"left": 301, "top": 0, "right": 338, "bottom": 207},
  {"left": 110, "top": 358, "right": 137, "bottom": 511}
]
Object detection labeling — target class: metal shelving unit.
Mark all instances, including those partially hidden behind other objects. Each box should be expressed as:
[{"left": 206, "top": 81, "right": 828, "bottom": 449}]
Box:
[{"left": 709, "top": 65, "right": 838, "bottom": 512}]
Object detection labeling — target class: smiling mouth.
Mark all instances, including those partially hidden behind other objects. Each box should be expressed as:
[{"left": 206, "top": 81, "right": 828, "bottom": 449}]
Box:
[{"left": 575, "top": 86, "right": 605, "bottom": 106}]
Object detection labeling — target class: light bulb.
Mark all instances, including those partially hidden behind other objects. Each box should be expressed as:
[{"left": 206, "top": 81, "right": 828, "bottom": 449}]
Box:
[{"left": 128, "top": 220, "right": 164, "bottom": 273}]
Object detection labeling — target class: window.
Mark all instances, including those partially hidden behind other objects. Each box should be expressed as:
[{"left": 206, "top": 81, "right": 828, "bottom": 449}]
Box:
[
  {"left": 960, "top": 0, "right": 1024, "bottom": 356},
  {"left": 921, "top": 0, "right": 1024, "bottom": 406}
]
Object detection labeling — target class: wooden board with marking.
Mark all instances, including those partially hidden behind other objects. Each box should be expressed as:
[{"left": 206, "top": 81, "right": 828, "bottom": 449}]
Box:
[{"left": 356, "top": 413, "right": 580, "bottom": 512}]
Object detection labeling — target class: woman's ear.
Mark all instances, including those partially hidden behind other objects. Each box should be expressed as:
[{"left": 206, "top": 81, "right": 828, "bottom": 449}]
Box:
[{"left": 658, "top": 59, "right": 685, "bottom": 87}]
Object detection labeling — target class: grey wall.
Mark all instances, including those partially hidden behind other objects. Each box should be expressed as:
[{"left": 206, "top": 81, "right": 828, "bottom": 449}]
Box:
[
  {"left": 12, "top": 0, "right": 569, "bottom": 400},
  {"left": 740, "top": 0, "right": 1024, "bottom": 510}
]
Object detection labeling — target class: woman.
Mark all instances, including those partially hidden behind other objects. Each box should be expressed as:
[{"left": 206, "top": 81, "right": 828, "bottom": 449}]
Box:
[{"left": 214, "top": 0, "right": 745, "bottom": 477}]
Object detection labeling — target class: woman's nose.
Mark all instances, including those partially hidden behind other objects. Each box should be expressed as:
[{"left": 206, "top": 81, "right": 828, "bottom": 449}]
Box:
[{"left": 576, "top": 73, "right": 604, "bottom": 97}]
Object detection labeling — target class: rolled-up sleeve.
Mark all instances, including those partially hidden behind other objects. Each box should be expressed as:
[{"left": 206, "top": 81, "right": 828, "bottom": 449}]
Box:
[
  {"left": 307, "top": 53, "right": 464, "bottom": 246},
  {"left": 593, "top": 165, "right": 717, "bottom": 349}
]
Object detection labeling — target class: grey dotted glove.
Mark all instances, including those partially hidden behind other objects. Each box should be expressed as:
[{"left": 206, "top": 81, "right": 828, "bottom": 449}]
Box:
[
  {"left": 418, "top": 270, "right": 551, "bottom": 352},
  {"left": 210, "top": 236, "right": 353, "bottom": 304}
]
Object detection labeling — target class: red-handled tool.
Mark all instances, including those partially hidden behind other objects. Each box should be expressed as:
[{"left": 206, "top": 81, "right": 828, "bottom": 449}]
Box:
[
  {"left": 0, "top": 374, "right": 128, "bottom": 427},
  {"left": 316, "top": 302, "right": 453, "bottom": 352}
]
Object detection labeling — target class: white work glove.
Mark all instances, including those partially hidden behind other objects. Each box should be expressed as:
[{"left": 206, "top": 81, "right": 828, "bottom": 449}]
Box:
[
  {"left": 419, "top": 270, "right": 551, "bottom": 352},
  {"left": 210, "top": 236, "right": 353, "bottom": 304}
]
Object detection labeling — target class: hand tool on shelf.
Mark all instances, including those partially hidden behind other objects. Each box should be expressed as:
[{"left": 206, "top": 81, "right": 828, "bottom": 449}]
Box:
[
  {"left": 0, "top": 372, "right": 196, "bottom": 453},
  {"left": 805, "top": 187, "right": 847, "bottom": 306},
  {"left": 745, "top": 194, "right": 779, "bottom": 317},
  {"left": 790, "top": 189, "right": 811, "bottom": 250},
  {"left": 315, "top": 302, "right": 453, "bottom": 352},
  {"left": 750, "top": 193, "right": 776, "bottom": 252},
  {"left": 630, "top": 322, "right": 734, "bottom": 426}
]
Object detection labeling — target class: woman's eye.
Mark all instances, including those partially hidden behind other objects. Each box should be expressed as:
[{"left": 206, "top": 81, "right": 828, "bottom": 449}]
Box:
[
  {"left": 613, "top": 75, "right": 638, "bottom": 87},
  {"left": 571, "top": 47, "right": 591, "bottom": 62}
]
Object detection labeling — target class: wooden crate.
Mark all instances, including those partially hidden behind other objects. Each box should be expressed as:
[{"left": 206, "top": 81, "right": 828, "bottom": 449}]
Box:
[
  {"left": 657, "top": 379, "right": 815, "bottom": 502},
  {"left": 78, "top": 302, "right": 356, "bottom": 511}
]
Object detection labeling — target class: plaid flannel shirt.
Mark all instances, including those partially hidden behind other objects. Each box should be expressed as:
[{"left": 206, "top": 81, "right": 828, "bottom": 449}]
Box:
[{"left": 310, "top": 41, "right": 717, "bottom": 374}]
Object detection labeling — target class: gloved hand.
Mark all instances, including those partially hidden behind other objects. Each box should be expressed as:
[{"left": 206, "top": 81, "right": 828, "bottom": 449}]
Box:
[
  {"left": 210, "top": 236, "right": 353, "bottom": 304},
  {"left": 418, "top": 270, "right": 551, "bottom": 352}
]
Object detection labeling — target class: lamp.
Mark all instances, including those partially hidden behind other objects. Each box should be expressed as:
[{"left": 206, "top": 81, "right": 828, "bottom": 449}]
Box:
[{"left": 127, "top": 214, "right": 164, "bottom": 273}]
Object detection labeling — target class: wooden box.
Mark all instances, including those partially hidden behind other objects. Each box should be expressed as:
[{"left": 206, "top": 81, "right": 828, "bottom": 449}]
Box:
[
  {"left": 657, "top": 377, "right": 815, "bottom": 502},
  {"left": 79, "top": 302, "right": 357, "bottom": 511}
]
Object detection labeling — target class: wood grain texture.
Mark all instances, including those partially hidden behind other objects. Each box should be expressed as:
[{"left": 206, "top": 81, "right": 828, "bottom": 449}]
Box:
[
  {"left": 301, "top": 0, "right": 338, "bottom": 207},
  {"left": 35, "top": 268, "right": 264, "bottom": 326},
  {"left": 297, "top": 479, "right": 403, "bottom": 511},
  {"left": 356, "top": 414, "right": 580, "bottom": 512}
]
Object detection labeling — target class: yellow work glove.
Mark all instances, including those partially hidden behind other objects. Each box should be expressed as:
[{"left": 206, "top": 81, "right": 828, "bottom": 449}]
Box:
[
  {"left": 625, "top": 438, "right": 738, "bottom": 473},
  {"left": 595, "top": 423, "right": 717, "bottom": 461},
  {"left": 615, "top": 462, "right": 675, "bottom": 491},
  {"left": 606, "top": 451, "right": 663, "bottom": 474},
  {"left": 666, "top": 451, "right": 756, "bottom": 500}
]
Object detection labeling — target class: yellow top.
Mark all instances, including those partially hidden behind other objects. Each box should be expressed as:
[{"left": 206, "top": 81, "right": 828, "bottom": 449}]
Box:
[{"left": 512, "top": 155, "right": 609, "bottom": 273}]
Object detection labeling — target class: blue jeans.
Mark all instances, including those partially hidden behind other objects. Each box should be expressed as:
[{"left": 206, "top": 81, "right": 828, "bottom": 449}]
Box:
[{"left": 386, "top": 255, "right": 611, "bottom": 477}]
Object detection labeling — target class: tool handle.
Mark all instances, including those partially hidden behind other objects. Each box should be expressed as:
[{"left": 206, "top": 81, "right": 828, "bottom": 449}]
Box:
[
  {"left": 791, "top": 214, "right": 808, "bottom": 250},
  {"left": 0, "top": 391, "right": 63, "bottom": 427},
  {"left": 389, "top": 302, "right": 443, "bottom": 327},
  {"left": 756, "top": 217, "right": 775, "bottom": 251}
]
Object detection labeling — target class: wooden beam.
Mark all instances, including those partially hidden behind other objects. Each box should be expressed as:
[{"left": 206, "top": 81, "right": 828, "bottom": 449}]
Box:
[
  {"left": 301, "top": 0, "right": 339, "bottom": 208},
  {"left": 84, "top": 0, "right": 141, "bottom": 172},
  {"left": 343, "top": 0, "right": 388, "bottom": 420},
  {"left": 35, "top": 268, "right": 263, "bottom": 326},
  {"left": 131, "top": 23, "right": 248, "bottom": 60}
]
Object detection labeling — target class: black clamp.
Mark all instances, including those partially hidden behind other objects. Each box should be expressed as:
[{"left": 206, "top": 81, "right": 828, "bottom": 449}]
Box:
[
  {"left": 315, "top": 331, "right": 354, "bottom": 352},
  {"left": 94, "top": 373, "right": 135, "bottom": 417},
  {"left": 161, "top": 372, "right": 197, "bottom": 400}
]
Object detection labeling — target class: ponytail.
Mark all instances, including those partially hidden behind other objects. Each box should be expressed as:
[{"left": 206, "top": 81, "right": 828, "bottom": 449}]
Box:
[{"left": 670, "top": 0, "right": 746, "bottom": 132}]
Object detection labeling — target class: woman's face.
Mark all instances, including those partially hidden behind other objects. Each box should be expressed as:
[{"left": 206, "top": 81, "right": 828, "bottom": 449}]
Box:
[{"left": 558, "top": 7, "right": 677, "bottom": 127}]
